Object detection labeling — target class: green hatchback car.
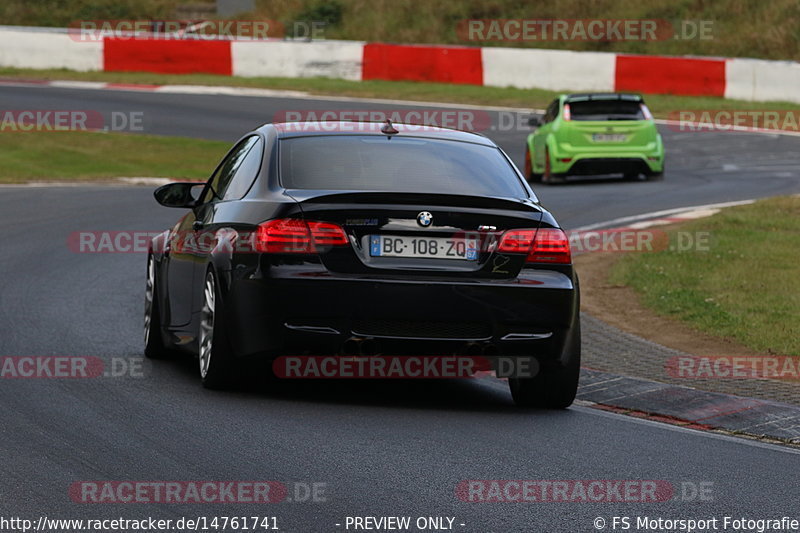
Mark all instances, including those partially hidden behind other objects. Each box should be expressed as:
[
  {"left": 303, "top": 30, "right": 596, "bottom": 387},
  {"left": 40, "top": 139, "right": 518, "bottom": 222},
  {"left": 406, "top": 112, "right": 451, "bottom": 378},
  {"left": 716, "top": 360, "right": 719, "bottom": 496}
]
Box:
[{"left": 524, "top": 93, "right": 664, "bottom": 184}]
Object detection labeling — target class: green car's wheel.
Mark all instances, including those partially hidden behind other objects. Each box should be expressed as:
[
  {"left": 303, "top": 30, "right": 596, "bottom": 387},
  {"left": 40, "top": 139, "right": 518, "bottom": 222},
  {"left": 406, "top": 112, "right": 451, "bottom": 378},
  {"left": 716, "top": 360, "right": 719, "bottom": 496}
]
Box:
[
  {"left": 542, "top": 148, "right": 565, "bottom": 185},
  {"left": 525, "top": 147, "right": 542, "bottom": 183}
]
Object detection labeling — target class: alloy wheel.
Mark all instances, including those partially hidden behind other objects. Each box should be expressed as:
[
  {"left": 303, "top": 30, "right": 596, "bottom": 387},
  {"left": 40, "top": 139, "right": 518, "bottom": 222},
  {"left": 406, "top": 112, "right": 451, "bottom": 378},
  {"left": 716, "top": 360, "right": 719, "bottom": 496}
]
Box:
[
  {"left": 199, "top": 273, "right": 216, "bottom": 378},
  {"left": 144, "top": 255, "right": 155, "bottom": 346}
]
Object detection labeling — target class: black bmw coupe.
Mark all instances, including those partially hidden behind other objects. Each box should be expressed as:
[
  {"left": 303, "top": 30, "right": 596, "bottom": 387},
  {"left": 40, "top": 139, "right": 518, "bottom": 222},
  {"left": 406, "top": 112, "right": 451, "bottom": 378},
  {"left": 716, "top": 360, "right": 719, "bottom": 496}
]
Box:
[{"left": 144, "top": 121, "right": 580, "bottom": 408}]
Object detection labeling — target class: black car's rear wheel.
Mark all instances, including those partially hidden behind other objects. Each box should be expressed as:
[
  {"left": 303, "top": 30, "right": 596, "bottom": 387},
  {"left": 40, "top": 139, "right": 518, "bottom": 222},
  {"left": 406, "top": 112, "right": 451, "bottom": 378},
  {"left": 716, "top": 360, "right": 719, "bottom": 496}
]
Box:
[
  {"left": 144, "top": 254, "right": 169, "bottom": 359},
  {"left": 508, "top": 323, "right": 580, "bottom": 409},
  {"left": 199, "top": 269, "right": 235, "bottom": 389}
]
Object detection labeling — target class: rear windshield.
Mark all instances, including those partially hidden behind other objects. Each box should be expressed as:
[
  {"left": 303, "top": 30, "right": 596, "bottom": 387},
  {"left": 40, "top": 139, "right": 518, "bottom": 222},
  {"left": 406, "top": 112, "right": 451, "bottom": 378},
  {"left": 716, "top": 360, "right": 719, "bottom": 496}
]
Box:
[
  {"left": 279, "top": 136, "right": 526, "bottom": 197},
  {"left": 568, "top": 100, "right": 645, "bottom": 121}
]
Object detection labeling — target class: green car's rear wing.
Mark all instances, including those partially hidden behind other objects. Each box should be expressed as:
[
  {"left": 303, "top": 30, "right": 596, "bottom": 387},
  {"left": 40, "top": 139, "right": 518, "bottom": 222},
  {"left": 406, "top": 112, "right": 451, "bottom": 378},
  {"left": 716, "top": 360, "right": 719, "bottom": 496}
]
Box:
[{"left": 565, "top": 93, "right": 644, "bottom": 104}]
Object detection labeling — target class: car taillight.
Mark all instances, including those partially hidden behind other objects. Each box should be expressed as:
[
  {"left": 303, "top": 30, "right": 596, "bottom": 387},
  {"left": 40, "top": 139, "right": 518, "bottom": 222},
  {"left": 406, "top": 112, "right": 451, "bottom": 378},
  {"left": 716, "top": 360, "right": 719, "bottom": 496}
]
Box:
[
  {"left": 498, "top": 228, "right": 571, "bottom": 264},
  {"left": 529, "top": 228, "right": 572, "bottom": 263},
  {"left": 562, "top": 103, "right": 572, "bottom": 121},
  {"left": 254, "top": 219, "right": 348, "bottom": 253},
  {"left": 498, "top": 229, "right": 536, "bottom": 253},
  {"left": 307, "top": 221, "right": 349, "bottom": 246}
]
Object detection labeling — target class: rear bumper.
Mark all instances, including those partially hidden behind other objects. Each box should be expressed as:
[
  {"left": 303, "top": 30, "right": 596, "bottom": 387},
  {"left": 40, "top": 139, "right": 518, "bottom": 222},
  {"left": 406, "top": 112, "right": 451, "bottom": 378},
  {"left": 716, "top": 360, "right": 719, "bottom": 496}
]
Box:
[
  {"left": 562, "top": 157, "right": 659, "bottom": 176},
  {"left": 550, "top": 143, "right": 664, "bottom": 175},
  {"left": 221, "top": 265, "right": 579, "bottom": 362}
]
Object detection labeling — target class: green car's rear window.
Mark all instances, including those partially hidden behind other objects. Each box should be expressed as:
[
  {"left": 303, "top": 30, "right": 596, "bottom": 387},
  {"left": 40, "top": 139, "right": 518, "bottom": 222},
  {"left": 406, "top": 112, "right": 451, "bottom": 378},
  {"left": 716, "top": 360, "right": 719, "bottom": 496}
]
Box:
[{"left": 568, "top": 100, "right": 645, "bottom": 121}]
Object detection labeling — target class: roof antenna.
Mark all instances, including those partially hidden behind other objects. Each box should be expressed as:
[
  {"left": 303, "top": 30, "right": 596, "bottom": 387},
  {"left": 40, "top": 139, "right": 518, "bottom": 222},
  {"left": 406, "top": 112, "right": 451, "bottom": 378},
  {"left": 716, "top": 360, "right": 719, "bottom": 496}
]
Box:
[{"left": 381, "top": 119, "right": 399, "bottom": 136}]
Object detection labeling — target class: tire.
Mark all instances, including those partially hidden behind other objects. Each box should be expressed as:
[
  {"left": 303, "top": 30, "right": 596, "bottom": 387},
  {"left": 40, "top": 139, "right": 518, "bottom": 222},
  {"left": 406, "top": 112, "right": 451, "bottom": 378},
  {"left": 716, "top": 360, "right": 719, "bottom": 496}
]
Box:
[
  {"left": 198, "top": 269, "right": 236, "bottom": 389},
  {"left": 525, "top": 147, "right": 542, "bottom": 183},
  {"left": 508, "top": 322, "right": 581, "bottom": 409},
  {"left": 144, "top": 254, "right": 170, "bottom": 359},
  {"left": 541, "top": 148, "right": 565, "bottom": 185},
  {"left": 648, "top": 161, "right": 665, "bottom": 181}
]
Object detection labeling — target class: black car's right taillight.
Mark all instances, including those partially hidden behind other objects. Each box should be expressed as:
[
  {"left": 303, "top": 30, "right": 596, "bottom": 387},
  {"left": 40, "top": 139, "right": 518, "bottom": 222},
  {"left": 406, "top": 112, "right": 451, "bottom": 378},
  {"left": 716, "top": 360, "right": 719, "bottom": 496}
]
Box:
[{"left": 498, "top": 228, "right": 571, "bottom": 264}]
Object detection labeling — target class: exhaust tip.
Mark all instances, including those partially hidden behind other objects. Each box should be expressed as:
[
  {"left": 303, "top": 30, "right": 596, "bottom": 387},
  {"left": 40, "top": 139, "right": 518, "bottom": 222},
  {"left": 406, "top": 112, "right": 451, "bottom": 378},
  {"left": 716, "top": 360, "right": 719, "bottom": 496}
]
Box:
[
  {"left": 465, "top": 342, "right": 482, "bottom": 356},
  {"left": 342, "top": 337, "right": 363, "bottom": 356},
  {"left": 361, "top": 338, "right": 380, "bottom": 356},
  {"left": 482, "top": 343, "right": 499, "bottom": 357}
]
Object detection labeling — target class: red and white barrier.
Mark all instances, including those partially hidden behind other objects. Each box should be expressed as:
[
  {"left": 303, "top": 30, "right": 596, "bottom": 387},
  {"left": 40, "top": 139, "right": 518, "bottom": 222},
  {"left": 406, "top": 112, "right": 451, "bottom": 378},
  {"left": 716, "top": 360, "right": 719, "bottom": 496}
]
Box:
[
  {"left": 231, "top": 40, "right": 363, "bottom": 80},
  {"left": 482, "top": 48, "right": 616, "bottom": 91},
  {"left": 614, "top": 54, "right": 725, "bottom": 97},
  {"left": 725, "top": 57, "right": 800, "bottom": 103},
  {"left": 0, "top": 28, "right": 101, "bottom": 71},
  {"left": 0, "top": 26, "right": 797, "bottom": 103},
  {"left": 362, "top": 43, "right": 483, "bottom": 85},
  {"left": 104, "top": 38, "right": 232, "bottom": 74}
]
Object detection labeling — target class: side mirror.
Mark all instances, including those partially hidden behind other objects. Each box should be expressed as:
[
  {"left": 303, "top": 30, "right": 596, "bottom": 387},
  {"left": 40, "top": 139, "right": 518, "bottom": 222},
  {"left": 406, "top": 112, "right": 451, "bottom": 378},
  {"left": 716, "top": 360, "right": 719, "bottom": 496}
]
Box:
[
  {"left": 154, "top": 182, "right": 204, "bottom": 208},
  {"left": 527, "top": 116, "right": 542, "bottom": 128}
]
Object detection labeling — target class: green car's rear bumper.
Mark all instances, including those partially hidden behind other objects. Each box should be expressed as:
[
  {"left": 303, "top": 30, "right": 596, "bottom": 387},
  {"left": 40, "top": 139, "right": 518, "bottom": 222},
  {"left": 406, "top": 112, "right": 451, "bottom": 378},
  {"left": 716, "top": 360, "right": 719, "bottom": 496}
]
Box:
[{"left": 549, "top": 140, "right": 664, "bottom": 175}]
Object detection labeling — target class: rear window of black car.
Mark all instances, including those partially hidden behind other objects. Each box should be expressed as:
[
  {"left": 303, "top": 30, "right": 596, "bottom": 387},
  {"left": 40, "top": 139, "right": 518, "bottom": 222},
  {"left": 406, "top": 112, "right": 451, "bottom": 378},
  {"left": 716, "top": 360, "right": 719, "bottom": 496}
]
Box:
[
  {"left": 568, "top": 100, "right": 645, "bottom": 121},
  {"left": 279, "top": 136, "right": 527, "bottom": 197}
]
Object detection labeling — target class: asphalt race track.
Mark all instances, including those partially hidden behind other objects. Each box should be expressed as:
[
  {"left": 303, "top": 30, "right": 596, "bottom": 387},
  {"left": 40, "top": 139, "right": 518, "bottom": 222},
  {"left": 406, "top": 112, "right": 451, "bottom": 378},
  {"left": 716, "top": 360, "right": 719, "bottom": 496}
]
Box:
[{"left": 1, "top": 84, "right": 800, "bottom": 531}]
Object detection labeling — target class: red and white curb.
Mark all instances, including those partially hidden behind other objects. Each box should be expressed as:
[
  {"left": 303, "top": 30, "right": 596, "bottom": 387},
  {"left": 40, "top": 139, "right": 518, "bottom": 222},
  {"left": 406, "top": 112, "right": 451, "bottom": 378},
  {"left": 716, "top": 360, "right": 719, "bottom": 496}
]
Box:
[
  {"left": 577, "top": 369, "right": 800, "bottom": 446},
  {"left": 570, "top": 199, "right": 756, "bottom": 233}
]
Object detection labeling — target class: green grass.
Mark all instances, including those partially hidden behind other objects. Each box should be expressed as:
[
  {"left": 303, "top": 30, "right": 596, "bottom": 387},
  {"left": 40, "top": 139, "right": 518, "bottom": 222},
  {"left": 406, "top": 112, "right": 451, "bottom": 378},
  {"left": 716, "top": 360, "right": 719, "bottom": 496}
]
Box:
[
  {"left": 1, "top": 0, "right": 798, "bottom": 60},
  {"left": 610, "top": 196, "right": 800, "bottom": 355},
  {"left": 0, "top": 130, "right": 229, "bottom": 183},
  {"left": 3, "top": 67, "right": 800, "bottom": 121}
]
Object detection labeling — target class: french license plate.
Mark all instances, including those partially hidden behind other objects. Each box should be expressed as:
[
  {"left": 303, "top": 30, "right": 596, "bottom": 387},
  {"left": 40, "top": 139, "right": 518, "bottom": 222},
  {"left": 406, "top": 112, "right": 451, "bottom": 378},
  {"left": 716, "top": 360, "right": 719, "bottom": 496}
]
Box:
[
  {"left": 370, "top": 235, "right": 479, "bottom": 260},
  {"left": 592, "top": 133, "right": 627, "bottom": 142}
]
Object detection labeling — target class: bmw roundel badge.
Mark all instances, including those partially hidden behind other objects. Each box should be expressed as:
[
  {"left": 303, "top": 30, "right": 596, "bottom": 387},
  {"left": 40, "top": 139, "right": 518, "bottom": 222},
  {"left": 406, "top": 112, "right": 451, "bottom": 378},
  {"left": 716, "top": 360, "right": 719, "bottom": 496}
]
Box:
[{"left": 417, "top": 211, "right": 433, "bottom": 227}]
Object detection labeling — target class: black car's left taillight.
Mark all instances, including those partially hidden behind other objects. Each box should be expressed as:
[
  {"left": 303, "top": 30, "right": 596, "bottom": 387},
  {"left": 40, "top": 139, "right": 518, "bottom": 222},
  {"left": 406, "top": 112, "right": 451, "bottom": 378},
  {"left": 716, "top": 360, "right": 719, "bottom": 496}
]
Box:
[{"left": 254, "top": 218, "right": 349, "bottom": 254}]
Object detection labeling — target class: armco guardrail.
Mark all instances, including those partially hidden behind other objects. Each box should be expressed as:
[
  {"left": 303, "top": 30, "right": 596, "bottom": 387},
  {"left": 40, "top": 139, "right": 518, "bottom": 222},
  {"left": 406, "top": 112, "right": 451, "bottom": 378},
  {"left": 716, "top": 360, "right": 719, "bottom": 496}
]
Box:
[{"left": 1, "top": 25, "right": 798, "bottom": 103}]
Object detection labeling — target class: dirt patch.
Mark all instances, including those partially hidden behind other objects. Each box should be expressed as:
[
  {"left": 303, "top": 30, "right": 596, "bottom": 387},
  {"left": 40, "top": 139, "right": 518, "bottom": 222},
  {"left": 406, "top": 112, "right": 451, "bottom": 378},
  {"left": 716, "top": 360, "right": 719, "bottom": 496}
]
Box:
[{"left": 575, "top": 251, "right": 761, "bottom": 357}]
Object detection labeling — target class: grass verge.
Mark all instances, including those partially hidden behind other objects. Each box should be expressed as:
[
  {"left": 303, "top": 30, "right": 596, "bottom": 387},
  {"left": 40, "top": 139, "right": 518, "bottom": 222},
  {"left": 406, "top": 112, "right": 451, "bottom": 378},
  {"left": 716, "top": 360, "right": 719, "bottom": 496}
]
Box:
[
  {"left": 2, "top": 68, "right": 800, "bottom": 122},
  {"left": 0, "top": 130, "right": 229, "bottom": 183},
  {"left": 610, "top": 196, "right": 800, "bottom": 356}
]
